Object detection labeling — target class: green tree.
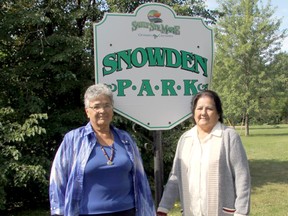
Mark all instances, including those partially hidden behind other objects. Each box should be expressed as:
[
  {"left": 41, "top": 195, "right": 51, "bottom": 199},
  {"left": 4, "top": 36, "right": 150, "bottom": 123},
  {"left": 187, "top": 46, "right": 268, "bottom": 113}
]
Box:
[
  {"left": 0, "top": 0, "right": 98, "bottom": 210},
  {"left": 262, "top": 52, "right": 288, "bottom": 124},
  {"left": 212, "top": 0, "right": 286, "bottom": 135}
]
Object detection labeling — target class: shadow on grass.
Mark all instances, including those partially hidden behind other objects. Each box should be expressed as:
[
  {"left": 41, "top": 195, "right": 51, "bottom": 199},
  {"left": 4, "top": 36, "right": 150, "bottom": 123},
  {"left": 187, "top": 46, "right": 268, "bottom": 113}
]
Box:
[
  {"left": 247, "top": 133, "right": 288, "bottom": 137},
  {"left": 249, "top": 159, "right": 288, "bottom": 188}
]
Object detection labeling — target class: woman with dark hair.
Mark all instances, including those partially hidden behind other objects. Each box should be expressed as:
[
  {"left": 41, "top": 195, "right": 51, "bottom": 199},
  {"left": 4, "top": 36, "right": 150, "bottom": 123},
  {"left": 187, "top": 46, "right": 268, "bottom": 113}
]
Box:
[{"left": 157, "top": 90, "right": 251, "bottom": 216}]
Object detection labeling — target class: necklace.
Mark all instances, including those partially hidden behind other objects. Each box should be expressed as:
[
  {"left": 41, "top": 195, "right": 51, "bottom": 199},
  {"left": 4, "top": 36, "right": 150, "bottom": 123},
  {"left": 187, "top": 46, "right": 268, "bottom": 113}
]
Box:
[
  {"left": 100, "top": 144, "right": 114, "bottom": 165},
  {"left": 95, "top": 130, "right": 114, "bottom": 165}
]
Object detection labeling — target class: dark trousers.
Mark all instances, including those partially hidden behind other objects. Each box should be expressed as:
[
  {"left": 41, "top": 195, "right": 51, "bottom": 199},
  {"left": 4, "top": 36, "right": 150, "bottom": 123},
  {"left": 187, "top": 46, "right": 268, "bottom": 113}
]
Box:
[{"left": 79, "top": 208, "right": 136, "bottom": 216}]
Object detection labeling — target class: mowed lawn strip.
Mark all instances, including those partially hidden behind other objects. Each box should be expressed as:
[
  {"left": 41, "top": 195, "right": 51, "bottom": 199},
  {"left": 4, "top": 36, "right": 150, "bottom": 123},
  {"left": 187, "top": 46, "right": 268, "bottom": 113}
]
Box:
[{"left": 240, "top": 124, "right": 288, "bottom": 216}]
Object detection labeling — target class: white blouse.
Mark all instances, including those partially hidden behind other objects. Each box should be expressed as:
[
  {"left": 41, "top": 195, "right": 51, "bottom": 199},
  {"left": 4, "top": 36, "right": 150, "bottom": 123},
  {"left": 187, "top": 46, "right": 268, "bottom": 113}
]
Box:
[{"left": 189, "top": 123, "right": 221, "bottom": 216}]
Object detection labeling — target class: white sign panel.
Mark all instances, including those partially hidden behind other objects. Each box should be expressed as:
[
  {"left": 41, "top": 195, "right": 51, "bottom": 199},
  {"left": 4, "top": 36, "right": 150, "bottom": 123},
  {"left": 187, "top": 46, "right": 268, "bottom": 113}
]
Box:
[{"left": 93, "top": 3, "right": 213, "bottom": 130}]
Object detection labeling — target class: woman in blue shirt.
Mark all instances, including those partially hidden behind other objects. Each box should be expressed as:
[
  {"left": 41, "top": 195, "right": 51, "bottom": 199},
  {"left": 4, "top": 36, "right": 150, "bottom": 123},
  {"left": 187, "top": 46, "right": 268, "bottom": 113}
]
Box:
[{"left": 49, "top": 83, "right": 156, "bottom": 216}]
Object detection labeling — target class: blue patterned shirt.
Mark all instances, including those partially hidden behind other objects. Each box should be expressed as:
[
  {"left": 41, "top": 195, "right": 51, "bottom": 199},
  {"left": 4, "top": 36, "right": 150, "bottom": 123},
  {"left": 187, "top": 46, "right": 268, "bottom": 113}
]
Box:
[{"left": 49, "top": 122, "right": 156, "bottom": 216}]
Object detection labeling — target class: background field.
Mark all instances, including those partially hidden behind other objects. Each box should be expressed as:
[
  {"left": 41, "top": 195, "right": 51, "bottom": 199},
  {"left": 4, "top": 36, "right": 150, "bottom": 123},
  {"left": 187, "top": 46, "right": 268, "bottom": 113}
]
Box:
[{"left": 11, "top": 124, "right": 288, "bottom": 216}]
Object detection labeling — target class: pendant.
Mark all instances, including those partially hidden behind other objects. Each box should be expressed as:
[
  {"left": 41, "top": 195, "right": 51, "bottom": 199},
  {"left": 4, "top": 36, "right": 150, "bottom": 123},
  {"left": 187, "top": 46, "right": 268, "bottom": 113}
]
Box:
[{"left": 107, "top": 160, "right": 114, "bottom": 165}]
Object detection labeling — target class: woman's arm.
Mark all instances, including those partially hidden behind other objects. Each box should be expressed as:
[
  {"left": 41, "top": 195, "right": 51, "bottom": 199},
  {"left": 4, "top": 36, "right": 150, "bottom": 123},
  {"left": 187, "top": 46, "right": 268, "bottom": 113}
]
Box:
[
  {"left": 49, "top": 135, "right": 70, "bottom": 216},
  {"left": 229, "top": 131, "right": 251, "bottom": 215}
]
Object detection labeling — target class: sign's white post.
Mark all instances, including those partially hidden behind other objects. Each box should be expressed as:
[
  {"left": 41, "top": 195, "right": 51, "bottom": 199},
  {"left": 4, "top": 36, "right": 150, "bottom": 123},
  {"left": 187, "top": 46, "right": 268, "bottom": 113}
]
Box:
[{"left": 93, "top": 2, "right": 214, "bottom": 204}]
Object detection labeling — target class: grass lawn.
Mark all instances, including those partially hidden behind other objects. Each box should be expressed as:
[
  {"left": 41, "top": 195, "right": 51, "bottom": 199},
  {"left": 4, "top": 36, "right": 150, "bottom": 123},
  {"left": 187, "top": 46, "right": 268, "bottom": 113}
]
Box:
[
  {"left": 239, "top": 124, "right": 288, "bottom": 216},
  {"left": 11, "top": 124, "right": 288, "bottom": 216}
]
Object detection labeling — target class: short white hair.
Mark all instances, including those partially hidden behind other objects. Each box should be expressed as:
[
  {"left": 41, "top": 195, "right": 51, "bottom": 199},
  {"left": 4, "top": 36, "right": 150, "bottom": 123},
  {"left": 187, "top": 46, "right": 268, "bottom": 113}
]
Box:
[{"left": 84, "top": 83, "right": 113, "bottom": 108}]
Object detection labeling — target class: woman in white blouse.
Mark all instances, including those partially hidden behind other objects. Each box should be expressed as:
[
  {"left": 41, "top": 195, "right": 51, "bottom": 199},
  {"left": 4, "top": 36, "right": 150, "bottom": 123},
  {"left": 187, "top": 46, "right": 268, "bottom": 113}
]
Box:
[{"left": 157, "top": 90, "right": 251, "bottom": 216}]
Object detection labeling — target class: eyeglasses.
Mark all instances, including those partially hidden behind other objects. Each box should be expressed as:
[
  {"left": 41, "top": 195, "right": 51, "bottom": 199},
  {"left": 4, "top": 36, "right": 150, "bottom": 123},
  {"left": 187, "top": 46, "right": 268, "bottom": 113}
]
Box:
[{"left": 89, "top": 104, "right": 113, "bottom": 111}]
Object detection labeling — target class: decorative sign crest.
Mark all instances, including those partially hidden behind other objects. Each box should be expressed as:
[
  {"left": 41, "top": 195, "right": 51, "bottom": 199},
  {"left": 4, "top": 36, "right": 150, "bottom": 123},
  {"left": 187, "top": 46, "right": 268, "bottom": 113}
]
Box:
[{"left": 93, "top": 3, "right": 213, "bottom": 130}]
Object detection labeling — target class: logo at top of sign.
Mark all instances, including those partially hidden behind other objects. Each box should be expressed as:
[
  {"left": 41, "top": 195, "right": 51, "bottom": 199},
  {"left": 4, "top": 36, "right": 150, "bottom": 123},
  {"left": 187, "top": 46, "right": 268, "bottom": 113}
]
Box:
[{"left": 147, "top": 10, "right": 162, "bottom": 23}]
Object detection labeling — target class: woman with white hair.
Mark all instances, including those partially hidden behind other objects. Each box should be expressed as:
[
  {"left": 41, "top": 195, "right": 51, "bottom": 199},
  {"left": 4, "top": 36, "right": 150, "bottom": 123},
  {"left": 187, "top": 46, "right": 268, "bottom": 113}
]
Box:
[{"left": 49, "top": 83, "right": 156, "bottom": 216}]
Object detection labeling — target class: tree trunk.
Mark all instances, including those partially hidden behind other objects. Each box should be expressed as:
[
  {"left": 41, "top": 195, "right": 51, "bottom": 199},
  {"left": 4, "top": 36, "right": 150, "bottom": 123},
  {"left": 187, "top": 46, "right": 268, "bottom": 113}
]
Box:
[{"left": 245, "top": 113, "right": 250, "bottom": 136}]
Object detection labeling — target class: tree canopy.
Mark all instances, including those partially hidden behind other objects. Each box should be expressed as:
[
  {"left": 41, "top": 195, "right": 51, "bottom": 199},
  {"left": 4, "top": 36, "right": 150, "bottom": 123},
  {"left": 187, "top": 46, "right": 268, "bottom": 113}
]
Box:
[{"left": 212, "top": 0, "right": 287, "bottom": 135}]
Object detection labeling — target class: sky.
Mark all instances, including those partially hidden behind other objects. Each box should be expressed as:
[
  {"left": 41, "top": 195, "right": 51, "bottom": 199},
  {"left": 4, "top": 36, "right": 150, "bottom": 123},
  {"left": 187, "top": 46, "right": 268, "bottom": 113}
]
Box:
[{"left": 205, "top": 0, "right": 288, "bottom": 52}]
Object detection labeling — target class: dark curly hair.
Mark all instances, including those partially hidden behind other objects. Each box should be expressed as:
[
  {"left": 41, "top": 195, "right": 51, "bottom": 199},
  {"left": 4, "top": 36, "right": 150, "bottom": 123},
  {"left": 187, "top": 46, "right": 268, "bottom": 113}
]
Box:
[{"left": 191, "top": 90, "right": 223, "bottom": 124}]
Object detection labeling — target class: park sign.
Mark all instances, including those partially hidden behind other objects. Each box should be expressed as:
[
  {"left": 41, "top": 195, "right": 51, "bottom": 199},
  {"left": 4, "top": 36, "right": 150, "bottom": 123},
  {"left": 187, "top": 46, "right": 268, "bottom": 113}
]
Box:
[{"left": 93, "top": 3, "right": 213, "bottom": 130}]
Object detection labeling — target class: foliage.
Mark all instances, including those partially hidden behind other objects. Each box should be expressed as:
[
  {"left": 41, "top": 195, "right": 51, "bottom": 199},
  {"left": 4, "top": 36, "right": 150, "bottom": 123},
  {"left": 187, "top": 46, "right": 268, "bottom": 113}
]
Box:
[
  {"left": 260, "top": 52, "right": 288, "bottom": 124},
  {"left": 0, "top": 107, "right": 48, "bottom": 210},
  {"left": 212, "top": 0, "right": 287, "bottom": 135},
  {"left": 106, "top": 0, "right": 221, "bottom": 25},
  {"left": 0, "top": 0, "right": 96, "bottom": 210}
]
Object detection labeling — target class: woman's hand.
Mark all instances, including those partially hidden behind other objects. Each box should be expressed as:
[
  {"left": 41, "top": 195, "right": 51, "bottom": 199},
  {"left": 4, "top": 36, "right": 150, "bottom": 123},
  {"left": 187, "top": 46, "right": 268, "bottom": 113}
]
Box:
[{"left": 157, "top": 212, "right": 167, "bottom": 216}]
